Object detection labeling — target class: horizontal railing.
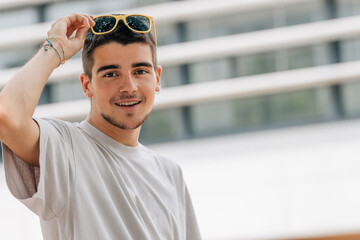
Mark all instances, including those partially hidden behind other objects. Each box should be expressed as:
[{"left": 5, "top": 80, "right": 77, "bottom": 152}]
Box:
[
  {"left": 33, "top": 60, "right": 360, "bottom": 120},
  {"left": 0, "top": 0, "right": 57, "bottom": 10},
  {"left": 0, "top": 0, "right": 319, "bottom": 50},
  {"left": 2, "top": 0, "right": 360, "bottom": 122},
  {"left": 2, "top": 15, "right": 360, "bottom": 89}
]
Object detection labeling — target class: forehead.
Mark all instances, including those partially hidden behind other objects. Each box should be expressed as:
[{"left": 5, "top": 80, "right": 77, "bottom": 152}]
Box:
[{"left": 92, "top": 42, "right": 153, "bottom": 69}]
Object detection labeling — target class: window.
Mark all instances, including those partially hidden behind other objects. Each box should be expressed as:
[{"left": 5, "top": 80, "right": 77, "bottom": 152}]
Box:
[
  {"left": 237, "top": 52, "right": 277, "bottom": 77},
  {"left": 49, "top": 79, "right": 86, "bottom": 103},
  {"left": 185, "top": 9, "right": 274, "bottom": 42},
  {"left": 189, "top": 58, "right": 235, "bottom": 84},
  {"left": 283, "top": 1, "right": 326, "bottom": 26},
  {"left": 337, "top": 0, "right": 360, "bottom": 17},
  {"left": 341, "top": 79, "right": 360, "bottom": 117},
  {"left": 339, "top": 38, "right": 360, "bottom": 62},
  {"left": 0, "top": 8, "right": 38, "bottom": 30},
  {"left": 140, "top": 108, "right": 186, "bottom": 143},
  {"left": 188, "top": 87, "right": 334, "bottom": 138}
]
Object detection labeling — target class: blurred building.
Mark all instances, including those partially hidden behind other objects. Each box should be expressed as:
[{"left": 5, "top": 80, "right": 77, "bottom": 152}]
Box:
[{"left": 1, "top": 0, "right": 360, "bottom": 239}]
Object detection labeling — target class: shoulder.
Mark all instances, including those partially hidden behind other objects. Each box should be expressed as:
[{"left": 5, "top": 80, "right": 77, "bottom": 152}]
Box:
[
  {"left": 34, "top": 118, "right": 80, "bottom": 136},
  {"left": 142, "top": 145, "right": 180, "bottom": 169},
  {"left": 141, "top": 144, "right": 184, "bottom": 181}
]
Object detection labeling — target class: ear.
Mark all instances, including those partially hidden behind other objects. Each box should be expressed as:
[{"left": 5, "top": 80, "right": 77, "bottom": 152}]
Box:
[
  {"left": 155, "top": 66, "right": 162, "bottom": 93},
  {"left": 80, "top": 73, "right": 93, "bottom": 98}
]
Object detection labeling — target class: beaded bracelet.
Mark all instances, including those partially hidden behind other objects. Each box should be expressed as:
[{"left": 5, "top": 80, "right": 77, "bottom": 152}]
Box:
[{"left": 43, "top": 38, "right": 65, "bottom": 67}]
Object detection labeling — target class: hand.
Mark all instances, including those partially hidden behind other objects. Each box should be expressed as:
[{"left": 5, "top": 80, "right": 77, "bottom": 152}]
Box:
[{"left": 46, "top": 13, "right": 95, "bottom": 60}]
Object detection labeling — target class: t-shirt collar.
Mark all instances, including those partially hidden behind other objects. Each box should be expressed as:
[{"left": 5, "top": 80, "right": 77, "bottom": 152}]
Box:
[{"left": 78, "top": 120, "right": 142, "bottom": 155}]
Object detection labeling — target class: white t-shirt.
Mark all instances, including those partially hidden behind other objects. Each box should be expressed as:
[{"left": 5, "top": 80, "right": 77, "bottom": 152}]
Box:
[{"left": 2, "top": 118, "right": 201, "bottom": 240}]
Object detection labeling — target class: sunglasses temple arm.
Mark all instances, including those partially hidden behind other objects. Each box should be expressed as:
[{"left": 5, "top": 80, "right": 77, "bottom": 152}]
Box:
[{"left": 152, "top": 19, "right": 157, "bottom": 46}]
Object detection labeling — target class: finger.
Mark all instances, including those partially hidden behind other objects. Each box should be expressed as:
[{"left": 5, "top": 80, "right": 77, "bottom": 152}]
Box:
[
  {"left": 78, "top": 13, "right": 94, "bottom": 27},
  {"left": 66, "top": 13, "right": 89, "bottom": 27},
  {"left": 74, "top": 25, "right": 90, "bottom": 43},
  {"left": 66, "top": 15, "right": 91, "bottom": 38},
  {"left": 81, "top": 14, "right": 95, "bottom": 27},
  {"left": 75, "top": 14, "right": 95, "bottom": 37},
  {"left": 88, "top": 16, "right": 95, "bottom": 27}
]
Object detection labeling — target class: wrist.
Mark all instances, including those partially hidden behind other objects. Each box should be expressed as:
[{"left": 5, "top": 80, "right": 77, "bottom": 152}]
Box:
[
  {"left": 37, "top": 42, "right": 63, "bottom": 69},
  {"left": 41, "top": 38, "right": 66, "bottom": 67}
]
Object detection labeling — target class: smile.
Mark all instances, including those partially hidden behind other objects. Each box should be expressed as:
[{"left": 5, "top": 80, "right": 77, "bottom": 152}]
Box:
[{"left": 115, "top": 101, "right": 141, "bottom": 107}]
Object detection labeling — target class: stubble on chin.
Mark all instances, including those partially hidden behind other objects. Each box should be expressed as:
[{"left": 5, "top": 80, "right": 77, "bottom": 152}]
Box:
[{"left": 101, "top": 112, "right": 149, "bottom": 130}]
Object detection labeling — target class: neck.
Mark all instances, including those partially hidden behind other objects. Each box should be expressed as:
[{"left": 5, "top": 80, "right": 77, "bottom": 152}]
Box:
[{"left": 86, "top": 116, "right": 140, "bottom": 147}]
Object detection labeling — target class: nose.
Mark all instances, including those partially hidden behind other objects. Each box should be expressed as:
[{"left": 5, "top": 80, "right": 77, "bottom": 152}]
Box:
[{"left": 120, "top": 74, "right": 138, "bottom": 93}]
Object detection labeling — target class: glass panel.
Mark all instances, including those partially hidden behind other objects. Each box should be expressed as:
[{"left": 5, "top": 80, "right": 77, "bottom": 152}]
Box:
[
  {"left": 237, "top": 52, "right": 277, "bottom": 77},
  {"left": 161, "top": 65, "right": 184, "bottom": 87},
  {"left": 156, "top": 24, "right": 181, "bottom": 46},
  {"left": 0, "top": 8, "right": 38, "bottom": 30},
  {"left": 140, "top": 108, "right": 186, "bottom": 143},
  {"left": 287, "top": 46, "right": 314, "bottom": 70},
  {"left": 49, "top": 79, "right": 85, "bottom": 103},
  {"left": 185, "top": 10, "right": 274, "bottom": 42},
  {"left": 189, "top": 87, "right": 333, "bottom": 137},
  {"left": 339, "top": 38, "right": 360, "bottom": 62},
  {"left": 276, "top": 44, "right": 332, "bottom": 72},
  {"left": 232, "top": 97, "right": 268, "bottom": 129},
  {"left": 284, "top": 1, "right": 327, "bottom": 26},
  {"left": 313, "top": 44, "right": 333, "bottom": 66},
  {"left": 190, "top": 101, "right": 235, "bottom": 137},
  {"left": 342, "top": 79, "right": 360, "bottom": 117},
  {"left": 44, "top": 1, "right": 128, "bottom": 21},
  {"left": 0, "top": 45, "right": 38, "bottom": 69},
  {"left": 189, "top": 58, "right": 234, "bottom": 84},
  {"left": 337, "top": 0, "right": 360, "bottom": 17},
  {"left": 135, "top": 0, "right": 169, "bottom": 7},
  {"left": 267, "top": 88, "right": 333, "bottom": 124},
  {"left": 236, "top": 44, "right": 331, "bottom": 77}
]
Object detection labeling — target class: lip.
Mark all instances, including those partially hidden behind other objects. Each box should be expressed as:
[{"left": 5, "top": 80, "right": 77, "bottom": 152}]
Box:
[{"left": 114, "top": 99, "right": 142, "bottom": 112}]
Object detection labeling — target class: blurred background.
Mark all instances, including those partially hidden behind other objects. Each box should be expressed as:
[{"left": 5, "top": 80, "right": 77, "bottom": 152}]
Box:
[{"left": 1, "top": 0, "right": 360, "bottom": 239}]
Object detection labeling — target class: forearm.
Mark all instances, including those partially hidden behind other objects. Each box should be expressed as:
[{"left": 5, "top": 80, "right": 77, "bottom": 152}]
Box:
[
  {"left": 0, "top": 13, "right": 93, "bottom": 167},
  {"left": 0, "top": 45, "right": 60, "bottom": 121},
  {"left": 0, "top": 13, "right": 94, "bottom": 122}
]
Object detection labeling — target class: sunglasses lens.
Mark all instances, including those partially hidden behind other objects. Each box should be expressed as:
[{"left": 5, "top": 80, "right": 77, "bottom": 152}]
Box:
[
  {"left": 126, "top": 15, "right": 150, "bottom": 32},
  {"left": 93, "top": 16, "right": 117, "bottom": 33}
]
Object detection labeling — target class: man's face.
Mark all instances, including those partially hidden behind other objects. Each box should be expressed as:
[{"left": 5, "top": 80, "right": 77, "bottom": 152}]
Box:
[{"left": 82, "top": 42, "right": 161, "bottom": 130}]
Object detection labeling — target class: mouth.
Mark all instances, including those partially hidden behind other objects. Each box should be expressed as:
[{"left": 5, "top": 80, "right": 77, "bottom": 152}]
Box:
[{"left": 115, "top": 100, "right": 141, "bottom": 107}]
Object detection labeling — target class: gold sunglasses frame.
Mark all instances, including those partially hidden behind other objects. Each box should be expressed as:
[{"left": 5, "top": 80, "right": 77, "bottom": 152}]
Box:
[{"left": 91, "top": 14, "right": 157, "bottom": 46}]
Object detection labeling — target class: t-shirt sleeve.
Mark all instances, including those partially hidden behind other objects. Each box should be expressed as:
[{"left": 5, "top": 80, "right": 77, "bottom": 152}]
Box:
[
  {"left": 2, "top": 118, "right": 75, "bottom": 220},
  {"left": 184, "top": 184, "right": 202, "bottom": 240}
]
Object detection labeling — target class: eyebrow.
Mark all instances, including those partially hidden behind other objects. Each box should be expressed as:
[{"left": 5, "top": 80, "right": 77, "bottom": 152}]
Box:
[
  {"left": 132, "top": 62, "right": 153, "bottom": 68},
  {"left": 96, "top": 64, "right": 120, "bottom": 74}
]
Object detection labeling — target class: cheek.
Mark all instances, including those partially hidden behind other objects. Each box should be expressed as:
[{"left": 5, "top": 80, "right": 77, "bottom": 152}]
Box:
[
  {"left": 92, "top": 85, "right": 113, "bottom": 103},
  {"left": 143, "top": 82, "right": 157, "bottom": 97}
]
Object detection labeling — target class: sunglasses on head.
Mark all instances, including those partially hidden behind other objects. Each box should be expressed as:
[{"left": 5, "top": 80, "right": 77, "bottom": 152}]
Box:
[{"left": 91, "top": 14, "right": 157, "bottom": 45}]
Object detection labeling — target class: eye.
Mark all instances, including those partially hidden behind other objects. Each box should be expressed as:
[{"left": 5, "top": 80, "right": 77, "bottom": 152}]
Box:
[
  {"left": 103, "top": 72, "right": 118, "bottom": 78},
  {"left": 134, "top": 69, "right": 148, "bottom": 75}
]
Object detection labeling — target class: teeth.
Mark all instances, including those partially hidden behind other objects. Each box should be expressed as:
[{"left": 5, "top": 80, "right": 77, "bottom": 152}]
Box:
[{"left": 116, "top": 101, "right": 139, "bottom": 106}]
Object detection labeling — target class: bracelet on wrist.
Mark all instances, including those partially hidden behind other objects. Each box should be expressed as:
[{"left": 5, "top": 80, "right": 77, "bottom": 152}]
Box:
[{"left": 42, "top": 38, "right": 66, "bottom": 67}]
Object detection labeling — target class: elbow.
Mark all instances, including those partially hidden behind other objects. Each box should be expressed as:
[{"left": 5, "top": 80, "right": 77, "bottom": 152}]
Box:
[
  {"left": 0, "top": 102, "right": 20, "bottom": 139},
  {"left": 0, "top": 103, "right": 8, "bottom": 125},
  {"left": 0, "top": 104, "right": 10, "bottom": 138}
]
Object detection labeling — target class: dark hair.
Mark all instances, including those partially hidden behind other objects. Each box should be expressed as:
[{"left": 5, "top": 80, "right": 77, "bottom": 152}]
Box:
[{"left": 82, "top": 17, "right": 157, "bottom": 79}]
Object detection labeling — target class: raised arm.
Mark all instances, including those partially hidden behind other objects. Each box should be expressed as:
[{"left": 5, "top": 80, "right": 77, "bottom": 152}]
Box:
[{"left": 0, "top": 13, "right": 94, "bottom": 167}]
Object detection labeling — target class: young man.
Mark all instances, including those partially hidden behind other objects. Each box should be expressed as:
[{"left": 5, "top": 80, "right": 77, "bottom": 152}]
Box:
[{"left": 0, "top": 13, "right": 201, "bottom": 239}]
